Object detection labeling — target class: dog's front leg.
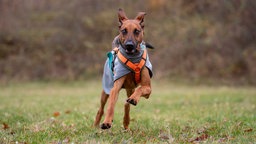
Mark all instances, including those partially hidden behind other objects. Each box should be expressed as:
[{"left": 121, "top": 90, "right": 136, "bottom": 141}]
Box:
[
  {"left": 127, "top": 68, "right": 151, "bottom": 106},
  {"left": 101, "top": 76, "right": 126, "bottom": 129}
]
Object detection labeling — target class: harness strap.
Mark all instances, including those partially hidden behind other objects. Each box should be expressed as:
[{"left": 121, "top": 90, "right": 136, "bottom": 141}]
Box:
[{"left": 117, "top": 50, "right": 147, "bottom": 84}]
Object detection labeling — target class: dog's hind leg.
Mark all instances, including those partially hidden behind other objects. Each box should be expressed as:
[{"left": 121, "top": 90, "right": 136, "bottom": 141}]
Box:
[
  {"left": 94, "top": 90, "right": 109, "bottom": 127},
  {"left": 123, "top": 89, "right": 134, "bottom": 129}
]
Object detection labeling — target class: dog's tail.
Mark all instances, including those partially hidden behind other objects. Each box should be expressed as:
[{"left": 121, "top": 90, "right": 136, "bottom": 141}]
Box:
[{"left": 145, "top": 42, "right": 154, "bottom": 49}]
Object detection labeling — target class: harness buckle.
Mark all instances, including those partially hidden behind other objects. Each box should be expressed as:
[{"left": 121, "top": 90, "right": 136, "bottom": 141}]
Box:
[{"left": 134, "top": 67, "right": 140, "bottom": 73}]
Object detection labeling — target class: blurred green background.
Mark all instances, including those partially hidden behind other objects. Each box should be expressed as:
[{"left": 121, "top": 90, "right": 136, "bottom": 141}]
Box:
[{"left": 0, "top": 0, "right": 255, "bottom": 85}]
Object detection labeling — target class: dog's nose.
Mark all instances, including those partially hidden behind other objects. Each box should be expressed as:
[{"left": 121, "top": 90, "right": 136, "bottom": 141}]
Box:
[{"left": 125, "top": 41, "right": 135, "bottom": 52}]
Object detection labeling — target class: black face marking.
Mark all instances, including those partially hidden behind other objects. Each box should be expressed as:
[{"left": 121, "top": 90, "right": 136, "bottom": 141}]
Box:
[
  {"left": 121, "top": 29, "right": 127, "bottom": 35},
  {"left": 134, "top": 29, "right": 141, "bottom": 36}
]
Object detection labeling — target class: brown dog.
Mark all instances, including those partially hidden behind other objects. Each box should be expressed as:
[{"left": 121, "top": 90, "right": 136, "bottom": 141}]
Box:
[{"left": 94, "top": 8, "right": 152, "bottom": 130}]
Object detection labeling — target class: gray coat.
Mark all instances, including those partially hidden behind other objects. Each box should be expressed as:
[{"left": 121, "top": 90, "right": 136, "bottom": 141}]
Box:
[{"left": 102, "top": 37, "right": 153, "bottom": 94}]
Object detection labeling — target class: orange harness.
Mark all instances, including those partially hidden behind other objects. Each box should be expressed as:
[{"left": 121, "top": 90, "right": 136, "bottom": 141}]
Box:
[{"left": 113, "top": 48, "right": 147, "bottom": 84}]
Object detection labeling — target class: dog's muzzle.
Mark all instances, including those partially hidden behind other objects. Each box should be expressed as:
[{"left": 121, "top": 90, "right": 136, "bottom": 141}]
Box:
[{"left": 125, "top": 40, "right": 136, "bottom": 54}]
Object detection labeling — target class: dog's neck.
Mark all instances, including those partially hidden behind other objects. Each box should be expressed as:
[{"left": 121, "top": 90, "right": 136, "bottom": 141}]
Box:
[{"left": 118, "top": 46, "right": 145, "bottom": 65}]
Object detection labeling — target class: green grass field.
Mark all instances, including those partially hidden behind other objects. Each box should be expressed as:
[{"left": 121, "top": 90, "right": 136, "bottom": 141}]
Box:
[{"left": 0, "top": 81, "right": 255, "bottom": 143}]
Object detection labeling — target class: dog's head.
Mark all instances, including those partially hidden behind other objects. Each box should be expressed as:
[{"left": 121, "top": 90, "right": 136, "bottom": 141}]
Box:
[{"left": 118, "top": 8, "right": 146, "bottom": 54}]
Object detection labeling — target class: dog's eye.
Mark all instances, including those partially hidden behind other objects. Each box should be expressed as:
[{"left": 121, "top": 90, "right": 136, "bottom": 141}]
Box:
[
  {"left": 134, "top": 29, "right": 141, "bottom": 35},
  {"left": 121, "top": 29, "right": 127, "bottom": 35}
]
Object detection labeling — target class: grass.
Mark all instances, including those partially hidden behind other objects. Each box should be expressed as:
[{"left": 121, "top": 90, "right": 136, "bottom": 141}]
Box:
[{"left": 0, "top": 80, "right": 255, "bottom": 143}]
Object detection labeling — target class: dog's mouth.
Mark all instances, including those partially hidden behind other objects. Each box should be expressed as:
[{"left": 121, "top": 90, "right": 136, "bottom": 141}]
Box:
[{"left": 125, "top": 41, "right": 137, "bottom": 54}]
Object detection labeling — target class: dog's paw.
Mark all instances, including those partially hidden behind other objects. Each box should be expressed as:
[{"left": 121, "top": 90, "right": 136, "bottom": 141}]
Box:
[
  {"left": 126, "top": 98, "right": 137, "bottom": 106},
  {"left": 100, "top": 123, "right": 111, "bottom": 129}
]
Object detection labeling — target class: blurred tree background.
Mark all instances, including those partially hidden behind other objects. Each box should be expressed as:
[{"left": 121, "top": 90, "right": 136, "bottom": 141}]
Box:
[{"left": 0, "top": 0, "right": 255, "bottom": 85}]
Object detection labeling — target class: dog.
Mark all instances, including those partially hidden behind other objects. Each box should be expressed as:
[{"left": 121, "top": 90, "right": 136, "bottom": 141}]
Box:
[{"left": 94, "top": 8, "right": 153, "bottom": 130}]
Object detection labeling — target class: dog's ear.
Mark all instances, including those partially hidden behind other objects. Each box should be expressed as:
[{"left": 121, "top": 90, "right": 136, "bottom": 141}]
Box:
[
  {"left": 135, "top": 12, "right": 146, "bottom": 28},
  {"left": 118, "top": 8, "right": 128, "bottom": 28}
]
